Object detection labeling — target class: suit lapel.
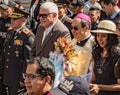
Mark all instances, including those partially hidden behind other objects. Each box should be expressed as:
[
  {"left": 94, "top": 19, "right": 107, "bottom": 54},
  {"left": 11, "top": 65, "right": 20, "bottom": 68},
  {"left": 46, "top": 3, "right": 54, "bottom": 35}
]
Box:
[
  {"left": 36, "top": 26, "right": 45, "bottom": 54},
  {"left": 40, "top": 29, "right": 54, "bottom": 50},
  {"left": 38, "top": 20, "right": 60, "bottom": 54}
]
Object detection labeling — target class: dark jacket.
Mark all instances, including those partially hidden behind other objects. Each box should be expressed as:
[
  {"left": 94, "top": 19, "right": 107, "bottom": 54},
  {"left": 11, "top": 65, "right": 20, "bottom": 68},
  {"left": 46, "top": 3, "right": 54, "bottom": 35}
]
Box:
[{"left": 3, "top": 26, "right": 35, "bottom": 87}]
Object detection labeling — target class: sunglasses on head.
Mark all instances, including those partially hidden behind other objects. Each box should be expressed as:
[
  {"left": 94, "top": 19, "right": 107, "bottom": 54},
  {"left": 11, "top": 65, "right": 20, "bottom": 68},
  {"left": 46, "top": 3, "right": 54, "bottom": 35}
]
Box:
[
  {"left": 71, "top": 26, "right": 79, "bottom": 30},
  {"left": 38, "top": 13, "right": 53, "bottom": 18}
]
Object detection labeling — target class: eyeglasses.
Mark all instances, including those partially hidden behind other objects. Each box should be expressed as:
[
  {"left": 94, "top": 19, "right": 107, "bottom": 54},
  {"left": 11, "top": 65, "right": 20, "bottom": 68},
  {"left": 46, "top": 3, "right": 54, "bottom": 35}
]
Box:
[
  {"left": 38, "top": 13, "right": 53, "bottom": 18},
  {"left": 71, "top": 26, "right": 79, "bottom": 30},
  {"left": 23, "top": 73, "right": 41, "bottom": 80}
]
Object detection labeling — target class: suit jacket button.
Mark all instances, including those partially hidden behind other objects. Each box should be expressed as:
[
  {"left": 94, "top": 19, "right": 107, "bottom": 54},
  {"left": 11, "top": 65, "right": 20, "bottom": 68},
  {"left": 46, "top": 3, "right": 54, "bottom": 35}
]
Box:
[
  {"left": 8, "top": 46, "right": 11, "bottom": 48},
  {"left": 8, "top": 52, "right": 10, "bottom": 55},
  {"left": 6, "top": 59, "right": 9, "bottom": 62}
]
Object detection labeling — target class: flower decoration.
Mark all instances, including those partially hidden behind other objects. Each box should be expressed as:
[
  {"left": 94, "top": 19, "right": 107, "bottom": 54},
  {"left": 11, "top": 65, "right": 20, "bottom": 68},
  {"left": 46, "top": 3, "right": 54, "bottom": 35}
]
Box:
[{"left": 54, "top": 37, "right": 78, "bottom": 60}]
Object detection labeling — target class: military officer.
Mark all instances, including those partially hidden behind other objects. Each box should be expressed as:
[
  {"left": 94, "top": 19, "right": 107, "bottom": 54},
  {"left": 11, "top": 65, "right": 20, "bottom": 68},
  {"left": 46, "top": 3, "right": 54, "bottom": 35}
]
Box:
[
  {"left": 0, "top": 4, "right": 13, "bottom": 95},
  {"left": 3, "top": 7, "right": 35, "bottom": 95}
]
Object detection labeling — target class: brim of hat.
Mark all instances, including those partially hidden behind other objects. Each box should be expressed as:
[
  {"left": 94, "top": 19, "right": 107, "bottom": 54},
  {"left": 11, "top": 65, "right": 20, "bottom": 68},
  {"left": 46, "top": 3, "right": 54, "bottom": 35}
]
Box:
[
  {"left": 50, "top": 87, "right": 67, "bottom": 95},
  {"left": 9, "top": 15, "right": 23, "bottom": 19},
  {"left": 58, "top": 5, "right": 63, "bottom": 8},
  {"left": 0, "top": 4, "right": 9, "bottom": 9},
  {"left": 91, "top": 29, "right": 116, "bottom": 34},
  {"left": 9, "top": 12, "right": 24, "bottom": 19}
]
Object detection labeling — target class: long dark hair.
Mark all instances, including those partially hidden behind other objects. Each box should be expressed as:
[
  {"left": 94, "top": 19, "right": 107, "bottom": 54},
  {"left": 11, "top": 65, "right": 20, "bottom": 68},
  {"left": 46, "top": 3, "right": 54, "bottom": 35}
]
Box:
[{"left": 92, "top": 34, "right": 119, "bottom": 57}]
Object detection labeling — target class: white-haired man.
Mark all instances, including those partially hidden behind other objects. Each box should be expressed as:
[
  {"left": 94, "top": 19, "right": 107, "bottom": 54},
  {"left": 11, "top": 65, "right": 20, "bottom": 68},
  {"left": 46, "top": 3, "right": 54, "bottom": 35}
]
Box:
[{"left": 30, "top": 1, "right": 71, "bottom": 58}]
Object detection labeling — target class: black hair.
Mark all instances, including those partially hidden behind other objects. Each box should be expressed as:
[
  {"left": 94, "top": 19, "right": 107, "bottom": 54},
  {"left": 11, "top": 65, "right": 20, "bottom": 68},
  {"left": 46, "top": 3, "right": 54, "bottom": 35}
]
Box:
[
  {"left": 89, "top": 7, "right": 101, "bottom": 13},
  {"left": 113, "top": 18, "right": 120, "bottom": 31},
  {"left": 101, "top": 0, "right": 118, "bottom": 6},
  {"left": 28, "top": 57, "right": 55, "bottom": 85},
  {"left": 93, "top": 33, "right": 119, "bottom": 57}
]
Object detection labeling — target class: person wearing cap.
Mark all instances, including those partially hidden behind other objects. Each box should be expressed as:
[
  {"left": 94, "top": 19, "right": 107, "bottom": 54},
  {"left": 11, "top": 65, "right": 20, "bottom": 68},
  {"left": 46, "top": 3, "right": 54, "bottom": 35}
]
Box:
[
  {"left": 64, "top": 13, "right": 94, "bottom": 82},
  {"left": 24, "top": 57, "right": 55, "bottom": 95},
  {"left": 48, "top": 75, "right": 90, "bottom": 95},
  {"left": 14, "top": 0, "right": 24, "bottom": 9},
  {"left": 90, "top": 20, "right": 120, "bottom": 95},
  {"left": 30, "top": 1, "right": 71, "bottom": 59},
  {"left": 0, "top": 3, "right": 13, "bottom": 18},
  {"left": 2, "top": 7, "right": 35, "bottom": 95},
  {"left": 68, "top": 0, "right": 85, "bottom": 18},
  {"left": 0, "top": 3, "right": 14, "bottom": 94},
  {"left": 101, "top": 0, "right": 120, "bottom": 20}
]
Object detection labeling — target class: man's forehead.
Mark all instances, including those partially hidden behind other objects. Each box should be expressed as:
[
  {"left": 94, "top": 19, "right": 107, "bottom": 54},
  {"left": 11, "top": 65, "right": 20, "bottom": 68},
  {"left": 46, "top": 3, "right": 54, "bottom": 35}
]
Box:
[
  {"left": 40, "top": 8, "right": 49, "bottom": 13},
  {"left": 71, "top": 20, "right": 80, "bottom": 27},
  {"left": 73, "top": 18, "right": 81, "bottom": 23},
  {"left": 26, "top": 64, "right": 38, "bottom": 73}
]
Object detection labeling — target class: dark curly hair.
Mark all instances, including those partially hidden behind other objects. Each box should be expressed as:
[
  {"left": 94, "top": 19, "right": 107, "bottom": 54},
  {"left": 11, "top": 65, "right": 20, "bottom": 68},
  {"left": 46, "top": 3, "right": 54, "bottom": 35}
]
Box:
[{"left": 93, "top": 34, "right": 119, "bottom": 57}]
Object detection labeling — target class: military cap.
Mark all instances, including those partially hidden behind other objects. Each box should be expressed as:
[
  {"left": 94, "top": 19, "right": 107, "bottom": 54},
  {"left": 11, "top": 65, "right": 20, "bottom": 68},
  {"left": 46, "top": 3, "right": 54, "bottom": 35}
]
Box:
[
  {"left": 0, "top": 4, "right": 9, "bottom": 10},
  {"left": 54, "top": 0, "right": 71, "bottom": 4},
  {"left": 14, "top": 0, "right": 22, "bottom": 4},
  {"left": 72, "top": 0, "right": 85, "bottom": 7},
  {"left": 57, "top": 3, "right": 67, "bottom": 8},
  {"left": 9, "top": 7, "right": 29, "bottom": 19},
  {"left": 7, "top": 1, "right": 16, "bottom": 7}
]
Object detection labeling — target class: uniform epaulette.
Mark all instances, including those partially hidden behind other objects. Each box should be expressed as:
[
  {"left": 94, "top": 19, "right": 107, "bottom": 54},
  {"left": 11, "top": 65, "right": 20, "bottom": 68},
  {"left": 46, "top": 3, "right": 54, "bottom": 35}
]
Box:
[
  {"left": 7, "top": 27, "right": 13, "bottom": 31},
  {"left": 22, "top": 28, "right": 30, "bottom": 35}
]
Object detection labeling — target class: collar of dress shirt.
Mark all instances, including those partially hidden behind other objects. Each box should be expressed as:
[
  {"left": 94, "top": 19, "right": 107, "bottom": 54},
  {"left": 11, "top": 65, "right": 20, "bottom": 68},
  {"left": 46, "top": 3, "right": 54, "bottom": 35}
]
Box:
[
  {"left": 45, "top": 20, "right": 57, "bottom": 36},
  {"left": 110, "top": 9, "right": 120, "bottom": 19},
  {"left": 15, "top": 24, "right": 25, "bottom": 34}
]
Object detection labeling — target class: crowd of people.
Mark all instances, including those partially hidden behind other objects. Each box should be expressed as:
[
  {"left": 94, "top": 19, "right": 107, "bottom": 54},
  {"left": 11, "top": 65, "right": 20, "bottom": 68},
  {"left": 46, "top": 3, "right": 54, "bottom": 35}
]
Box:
[{"left": 0, "top": 0, "right": 119, "bottom": 95}]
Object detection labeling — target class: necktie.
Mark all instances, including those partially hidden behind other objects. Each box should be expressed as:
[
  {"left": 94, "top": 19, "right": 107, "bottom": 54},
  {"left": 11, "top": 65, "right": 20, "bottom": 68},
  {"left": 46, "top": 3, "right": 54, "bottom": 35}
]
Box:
[
  {"left": 41, "top": 29, "right": 48, "bottom": 45},
  {"left": 11, "top": 31, "right": 16, "bottom": 39},
  {"left": 9, "top": 31, "right": 16, "bottom": 42},
  {"left": 12, "top": 31, "right": 16, "bottom": 37}
]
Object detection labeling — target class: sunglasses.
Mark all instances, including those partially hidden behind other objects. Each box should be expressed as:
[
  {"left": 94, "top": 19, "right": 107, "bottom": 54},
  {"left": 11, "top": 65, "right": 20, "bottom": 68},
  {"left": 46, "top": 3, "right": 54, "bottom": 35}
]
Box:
[
  {"left": 38, "top": 13, "right": 53, "bottom": 18},
  {"left": 71, "top": 26, "right": 79, "bottom": 30}
]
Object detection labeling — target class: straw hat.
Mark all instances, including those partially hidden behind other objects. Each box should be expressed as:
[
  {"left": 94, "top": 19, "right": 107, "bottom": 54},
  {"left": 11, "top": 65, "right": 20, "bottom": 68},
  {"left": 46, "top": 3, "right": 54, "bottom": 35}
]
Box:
[{"left": 91, "top": 20, "right": 116, "bottom": 34}]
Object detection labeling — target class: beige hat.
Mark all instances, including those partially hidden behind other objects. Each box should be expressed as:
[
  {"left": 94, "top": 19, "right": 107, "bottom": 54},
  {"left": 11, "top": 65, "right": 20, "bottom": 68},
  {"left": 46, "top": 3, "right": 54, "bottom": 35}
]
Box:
[{"left": 92, "top": 20, "right": 116, "bottom": 34}]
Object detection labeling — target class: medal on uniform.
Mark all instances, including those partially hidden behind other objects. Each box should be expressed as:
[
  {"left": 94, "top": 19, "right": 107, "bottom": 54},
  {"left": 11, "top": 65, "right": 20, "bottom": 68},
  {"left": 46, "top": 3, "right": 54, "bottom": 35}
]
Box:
[
  {"left": 14, "top": 36, "right": 17, "bottom": 39},
  {"left": 15, "top": 50, "right": 19, "bottom": 57},
  {"left": 14, "top": 40, "right": 23, "bottom": 45}
]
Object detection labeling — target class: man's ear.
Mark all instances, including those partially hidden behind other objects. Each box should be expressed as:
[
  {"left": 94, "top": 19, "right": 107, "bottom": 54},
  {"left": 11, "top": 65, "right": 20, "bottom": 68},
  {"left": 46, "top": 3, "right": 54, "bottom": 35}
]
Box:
[
  {"left": 108, "top": 3, "right": 113, "bottom": 8},
  {"left": 84, "top": 25, "right": 89, "bottom": 31},
  {"left": 52, "top": 13, "right": 57, "bottom": 18},
  {"left": 45, "top": 75, "right": 51, "bottom": 84}
]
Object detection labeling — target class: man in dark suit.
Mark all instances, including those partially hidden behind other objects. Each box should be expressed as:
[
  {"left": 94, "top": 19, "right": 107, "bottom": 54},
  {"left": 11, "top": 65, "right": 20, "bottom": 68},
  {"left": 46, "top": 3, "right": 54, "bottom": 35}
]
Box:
[
  {"left": 101, "top": 0, "right": 120, "bottom": 20},
  {"left": 30, "top": 1, "right": 71, "bottom": 58},
  {"left": 58, "top": 3, "right": 73, "bottom": 38},
  {"left": 2, "top": 7, "right": 35, "bottom": 95}
]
